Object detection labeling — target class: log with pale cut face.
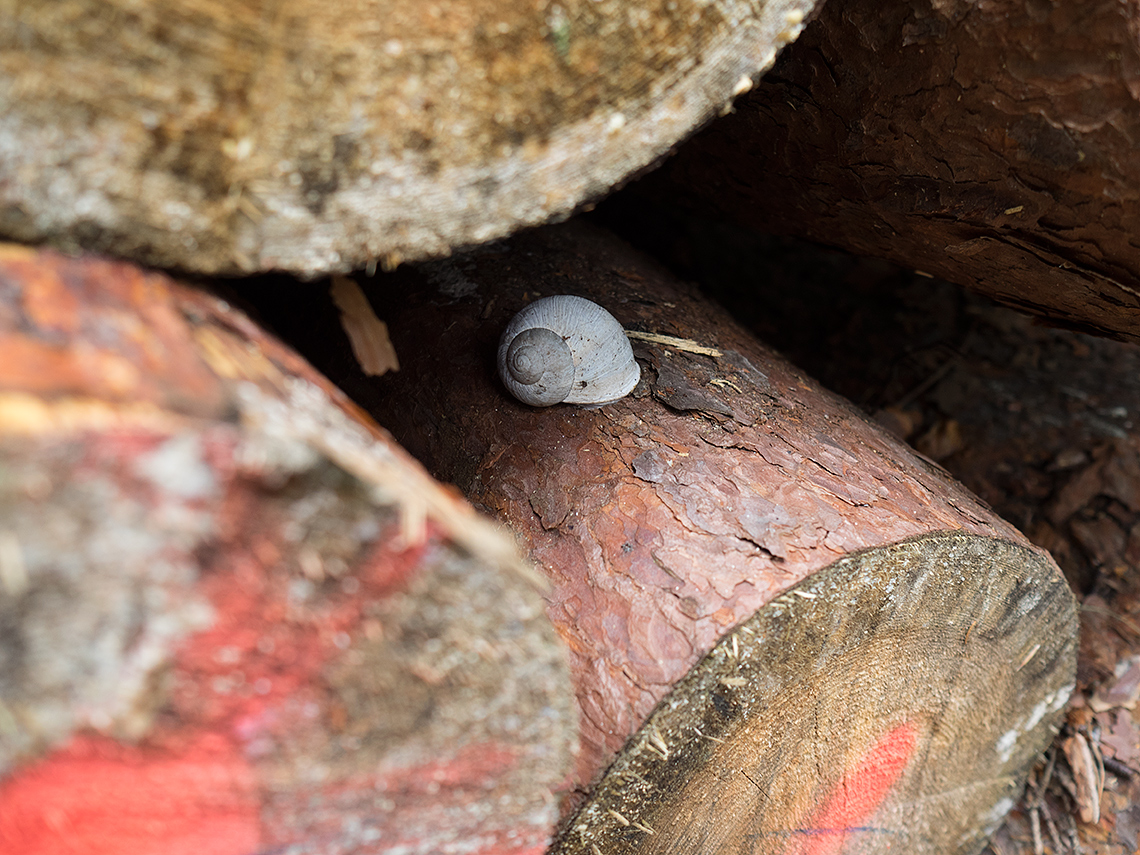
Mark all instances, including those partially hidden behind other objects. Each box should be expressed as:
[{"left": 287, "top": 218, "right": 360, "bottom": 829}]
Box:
[{"left": 284, "top": 218, "right": 1078, "bottom": 855}]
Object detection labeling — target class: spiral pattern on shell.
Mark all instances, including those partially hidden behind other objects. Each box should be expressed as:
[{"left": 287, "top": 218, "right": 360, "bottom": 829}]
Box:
[{"left": 497, "top": 295, "right": 640, "bottom": 407}]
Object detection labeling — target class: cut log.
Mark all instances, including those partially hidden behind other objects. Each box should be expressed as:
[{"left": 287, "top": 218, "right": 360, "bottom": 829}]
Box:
[
  {"left": 0, "top": 0, "right": 819, "bottom": 276},
  {"left": 642, "top": 0, "right": 1140, "bottom": 343},
  {"left": 0, "top": 246, "right": 575, "bottom": 855},
  {"left": 628, "top": 244, "right": 1140, "bottom": 852},
  {"left": 253, "top": 219, "right": 1080, "bottom": 853}
]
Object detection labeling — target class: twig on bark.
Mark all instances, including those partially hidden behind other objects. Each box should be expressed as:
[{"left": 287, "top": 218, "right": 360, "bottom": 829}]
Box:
[{"left": 1027, "top": 750, "right": 1056, "bottom": 855}]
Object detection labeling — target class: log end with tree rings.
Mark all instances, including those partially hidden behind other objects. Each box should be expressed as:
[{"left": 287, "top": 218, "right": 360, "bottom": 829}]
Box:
[
  {"left": 0, "top": 0, "right": 822, "bottom": 275},
  {"left": 245, "top": 219, "right": 1079, "bottom": 854},
  {"left": 550, "top": 531, "right": 1075, "bottom": 855}
]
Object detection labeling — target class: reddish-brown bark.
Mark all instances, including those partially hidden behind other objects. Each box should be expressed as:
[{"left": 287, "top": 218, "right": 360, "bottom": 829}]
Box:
[{"left": 648, "top": 0, "right": 1140, "bottom": 342}]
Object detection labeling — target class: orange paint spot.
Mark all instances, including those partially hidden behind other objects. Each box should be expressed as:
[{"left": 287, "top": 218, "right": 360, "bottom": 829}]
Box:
[
  {"left": 0, "top": 735, "right": 259, "bottom": 855},
  {"left": 797, "top": 722, "right": 917, "bottom": 855}
]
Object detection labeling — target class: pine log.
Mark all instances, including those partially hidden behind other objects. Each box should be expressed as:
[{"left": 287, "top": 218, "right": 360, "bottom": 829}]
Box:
[
  {"left": 262, "top": 219, "right": 1080, "bottom": 854},
  {"left": 0, "top": 246, "right": 575, "bottom": 855},
  {"left": 0, "top": 0, "right": 818, "bottom": 276},
  {"left": 697, "top": 261, "right": 1140, "bottom": 853},
  {"left": 643, "top": 0, "right": 1140, "bottom": 343}
]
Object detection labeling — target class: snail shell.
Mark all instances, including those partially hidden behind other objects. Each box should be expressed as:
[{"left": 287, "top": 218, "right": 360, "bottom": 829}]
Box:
[{"left": 497, "top": 295, "right": 641, "bottom": 407}]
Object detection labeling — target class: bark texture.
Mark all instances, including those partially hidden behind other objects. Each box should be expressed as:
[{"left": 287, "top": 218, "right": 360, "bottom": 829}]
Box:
[
  {"left": 0, "top": 246, "right": 574, "bottom": 855},
  {"left": 261, "top": 219, "right": 1078, "bottom": 852},
  {"left": 0, "top": 0, "right": 817, "bottom": 275},
  {"left": 548, "top": 531, "right": 1072, "bottom": 855},
  {"left": 648, "top": 0, "right": 1140, "bottom": 342}
]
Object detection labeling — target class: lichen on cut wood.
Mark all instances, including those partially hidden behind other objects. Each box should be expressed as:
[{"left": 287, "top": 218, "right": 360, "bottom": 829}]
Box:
[
  {"left": 0, "top": 432, "right": 219, "bottom": 772},
  {"left": 0, "top": 0, "right": 820, "bottom": 275}
]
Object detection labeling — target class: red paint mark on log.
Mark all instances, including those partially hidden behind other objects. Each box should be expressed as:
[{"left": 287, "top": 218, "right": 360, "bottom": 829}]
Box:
[
  {"left": 0, "top": 484, "right": 433, "bottom": 854},
  {"left": 167, "top": 507, "right": 427, "bottom": 745},
  {"left": 796, "top": 722, "right": 918, "bottom": 855},
  {"left": 0, "top": 249, "right": 228, "bottom": 415},
  {"left": 381, "top": 742, "right": 522, "bottom": 793},
  {"left": 0, "top": 735, "right": 259, "bottom": 855}
]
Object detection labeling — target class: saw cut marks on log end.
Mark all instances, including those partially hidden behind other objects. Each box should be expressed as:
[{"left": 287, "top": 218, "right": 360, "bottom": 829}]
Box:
[
  {"left": 0, "top": 0, "right": 823, "bottom": 274},
  {"left": 551, "top": 531, "right": 1077, "bottom": 855}
]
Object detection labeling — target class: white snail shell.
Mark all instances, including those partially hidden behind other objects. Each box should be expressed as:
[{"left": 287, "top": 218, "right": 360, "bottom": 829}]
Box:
[{"left": 498, "top": 295, "right": 641, "bottom": 407}]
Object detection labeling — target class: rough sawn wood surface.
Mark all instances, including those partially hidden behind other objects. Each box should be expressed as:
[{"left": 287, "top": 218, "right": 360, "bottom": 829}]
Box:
[{"left": 0, "top": 0, "right": 818, "bottom": 275}]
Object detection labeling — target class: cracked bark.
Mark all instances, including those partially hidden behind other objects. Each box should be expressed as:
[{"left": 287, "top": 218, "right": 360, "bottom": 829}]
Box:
[
  {"left": 643, "top": 0, "right": 1140, "bottom": 342},
  {"left": 257, "top": 219, "right": 1079, "bottom": 854}
]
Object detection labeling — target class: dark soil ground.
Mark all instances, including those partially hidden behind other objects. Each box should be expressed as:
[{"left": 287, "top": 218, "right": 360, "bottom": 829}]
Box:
[{"left": 589, "top": 194, "right": 1140, "bottom": 855}]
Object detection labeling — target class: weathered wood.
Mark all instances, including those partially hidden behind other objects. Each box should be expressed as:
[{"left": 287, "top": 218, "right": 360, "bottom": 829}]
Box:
[
  {"left": 645, "top": 0, "right": 1140, "bottom": 343},
  {"left": 257, "top": 219, "right": 1079, "bottom": 853},
  {"left": 550, "top": 532, "right": 1071, "bottom": 855},
  {"left": 0, "top": 246, "right": 575, "bottom": 855},
  {"left": 0, "top": 0, "right": 818, "bottom": 276}
]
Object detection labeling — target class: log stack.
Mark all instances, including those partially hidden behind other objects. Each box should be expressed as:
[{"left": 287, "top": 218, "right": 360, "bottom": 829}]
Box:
[
  {"left": 259, "top": 220, "right": 1079, "bottom": 854},
  {"left": 2, "top": 0, "right": 1132, "bottom": 851}
]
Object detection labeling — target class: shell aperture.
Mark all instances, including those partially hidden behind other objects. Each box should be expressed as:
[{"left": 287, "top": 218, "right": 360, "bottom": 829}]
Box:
[{"left": 497, "top": 295, "right": 640, "bottom": 407}]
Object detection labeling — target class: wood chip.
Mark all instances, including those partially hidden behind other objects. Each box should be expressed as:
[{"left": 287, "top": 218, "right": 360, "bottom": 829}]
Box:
[
  {"left": 1090, "top": 656, "right": 1140, "bottom": 712},
  {"left": 331, "top": 275, "right": 400, "bottom": 376},
  {"left": 1062, "top": 731, "right": 1103, "bottom": 824}
]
